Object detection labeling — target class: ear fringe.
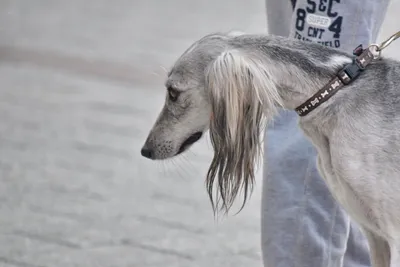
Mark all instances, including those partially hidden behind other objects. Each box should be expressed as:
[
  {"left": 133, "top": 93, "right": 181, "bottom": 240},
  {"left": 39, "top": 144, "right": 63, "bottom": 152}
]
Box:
[{"left": 204, "top": 49, "right": 283, "bottom": 214}]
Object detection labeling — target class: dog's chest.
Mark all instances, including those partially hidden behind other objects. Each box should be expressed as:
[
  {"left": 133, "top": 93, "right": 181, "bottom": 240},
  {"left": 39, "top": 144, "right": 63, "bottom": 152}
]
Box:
[
  {"left": 318, "top": 155, "right": 388, "bottom": 236},
  {"left": 323, "top": 169, "right": 369, "bottom": 220}
]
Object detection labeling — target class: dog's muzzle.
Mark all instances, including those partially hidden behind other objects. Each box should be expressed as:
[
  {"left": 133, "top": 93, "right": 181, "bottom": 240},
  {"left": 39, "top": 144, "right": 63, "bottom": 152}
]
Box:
[{"left": 140, "top": 131, "right": 203, "bottom": 159}]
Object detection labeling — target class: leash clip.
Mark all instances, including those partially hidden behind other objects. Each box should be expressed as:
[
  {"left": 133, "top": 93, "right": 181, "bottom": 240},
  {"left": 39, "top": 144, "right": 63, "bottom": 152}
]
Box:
[{"left": 368, "top": 30, "right": 400, "bottom": 60}]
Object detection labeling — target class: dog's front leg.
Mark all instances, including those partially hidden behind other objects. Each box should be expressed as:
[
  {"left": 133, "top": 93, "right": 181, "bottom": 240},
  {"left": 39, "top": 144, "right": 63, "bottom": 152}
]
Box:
[{"left": 362, "top": 228, "right": 391, "bottom": 267}]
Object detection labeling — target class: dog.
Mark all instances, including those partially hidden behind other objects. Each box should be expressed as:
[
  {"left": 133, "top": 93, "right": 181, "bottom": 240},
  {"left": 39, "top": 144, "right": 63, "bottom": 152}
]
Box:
[{"left": 141, "top": 32, "right": 400, "bottom": 266}]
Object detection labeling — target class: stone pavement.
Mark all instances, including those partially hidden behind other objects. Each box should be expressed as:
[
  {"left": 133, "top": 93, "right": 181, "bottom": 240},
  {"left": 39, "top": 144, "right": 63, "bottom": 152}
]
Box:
[{"left": 0, "top": 1, "right": 399, "bottom": 267}]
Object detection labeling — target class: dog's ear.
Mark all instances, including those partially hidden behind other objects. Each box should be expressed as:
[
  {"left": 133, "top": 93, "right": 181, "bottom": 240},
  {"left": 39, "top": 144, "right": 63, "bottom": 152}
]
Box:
[{"left": 204, "top": 49, "right": 282, "bottom": 214}]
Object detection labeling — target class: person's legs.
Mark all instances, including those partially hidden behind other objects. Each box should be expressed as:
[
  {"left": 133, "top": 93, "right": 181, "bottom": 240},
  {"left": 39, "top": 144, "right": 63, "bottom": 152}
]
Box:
[
  {"left": 262, "top": 110, "right": 353, "bottom": 267},
  {"left": 261, "top": 1, "right": 390, "bottom": 266}
]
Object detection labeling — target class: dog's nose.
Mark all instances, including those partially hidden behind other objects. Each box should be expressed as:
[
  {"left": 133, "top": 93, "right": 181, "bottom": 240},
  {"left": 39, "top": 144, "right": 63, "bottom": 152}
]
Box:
[{"left": 141, "top": 147, "right": 153, "bottom": 159}]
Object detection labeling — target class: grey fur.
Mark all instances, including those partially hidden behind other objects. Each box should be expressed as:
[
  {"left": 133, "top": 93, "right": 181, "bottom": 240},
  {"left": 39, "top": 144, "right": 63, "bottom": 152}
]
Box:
[{"left": 141, "top": 32, "right": 400, "bottom": 266}]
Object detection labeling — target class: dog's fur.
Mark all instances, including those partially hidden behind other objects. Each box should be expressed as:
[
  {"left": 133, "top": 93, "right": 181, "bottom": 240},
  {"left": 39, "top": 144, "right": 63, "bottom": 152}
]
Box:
[{"left": 141, "top": 32, "right": 400, "bottom": 266}]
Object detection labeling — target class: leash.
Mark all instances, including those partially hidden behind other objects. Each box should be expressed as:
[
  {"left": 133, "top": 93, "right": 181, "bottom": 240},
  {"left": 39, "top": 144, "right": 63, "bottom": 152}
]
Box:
[{"left": 295, "top": 31, "right": 400, "bottom": 117}]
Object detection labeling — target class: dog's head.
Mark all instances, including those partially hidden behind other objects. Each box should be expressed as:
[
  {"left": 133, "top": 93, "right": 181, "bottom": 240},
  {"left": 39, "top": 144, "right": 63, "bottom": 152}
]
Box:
[
  {"left": 141, "top": 34, "right": 230, "bottom": 160},
  {"left": 141, "top": 32, "right": 280, "bottom": 213}
]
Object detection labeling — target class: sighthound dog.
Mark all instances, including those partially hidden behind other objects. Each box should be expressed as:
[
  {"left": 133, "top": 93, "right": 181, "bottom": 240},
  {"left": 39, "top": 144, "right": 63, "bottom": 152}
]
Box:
[{"left": 141, "top": 32, "right": 400, "bottom": 266}]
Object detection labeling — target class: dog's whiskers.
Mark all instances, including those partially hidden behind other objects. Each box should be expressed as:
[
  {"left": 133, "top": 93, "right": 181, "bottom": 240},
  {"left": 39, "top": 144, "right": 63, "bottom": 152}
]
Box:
[
  {"left": 156, "top": 158, "right": 166, "bottom": 176},
  {"left": 170, "top": 157, "right": 189, "bottom": 180},
  {"left": 180, "top": 152, "right": 198, "bottom": 172}
]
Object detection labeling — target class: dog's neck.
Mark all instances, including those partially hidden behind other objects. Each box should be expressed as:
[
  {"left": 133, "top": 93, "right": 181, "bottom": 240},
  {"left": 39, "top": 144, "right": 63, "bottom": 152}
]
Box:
[{"left": 231, "top": 35, "right": 354, "bottom": 110}]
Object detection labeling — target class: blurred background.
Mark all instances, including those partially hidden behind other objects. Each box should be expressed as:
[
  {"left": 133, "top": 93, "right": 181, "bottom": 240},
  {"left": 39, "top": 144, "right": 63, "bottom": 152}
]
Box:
[{"left": 0, "top": 1, "right": 399, "bottom": 266}]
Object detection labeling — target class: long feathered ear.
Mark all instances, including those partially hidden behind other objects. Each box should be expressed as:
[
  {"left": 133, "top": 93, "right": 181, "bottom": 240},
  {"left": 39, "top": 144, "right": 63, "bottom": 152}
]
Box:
[{"left": 204, "top": 49, "right": 282, "bottom": 214}]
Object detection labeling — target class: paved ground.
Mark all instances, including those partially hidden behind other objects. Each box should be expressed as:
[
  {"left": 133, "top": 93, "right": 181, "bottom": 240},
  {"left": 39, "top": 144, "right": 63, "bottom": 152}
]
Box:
[{"left": 0, "top": 1, "right": 399, "bottom": 267}]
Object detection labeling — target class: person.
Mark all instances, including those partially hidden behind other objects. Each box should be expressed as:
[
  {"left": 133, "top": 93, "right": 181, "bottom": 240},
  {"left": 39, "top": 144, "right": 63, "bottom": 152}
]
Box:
[{"left": 261, "top": 1, "right": 390, "bottom": 266}]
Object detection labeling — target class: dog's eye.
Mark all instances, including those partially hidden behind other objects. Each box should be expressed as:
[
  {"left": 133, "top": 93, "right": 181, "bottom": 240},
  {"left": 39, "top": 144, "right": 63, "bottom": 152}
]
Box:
[{"left": 167, "top": 87, "right": 179, "bottom": 102}]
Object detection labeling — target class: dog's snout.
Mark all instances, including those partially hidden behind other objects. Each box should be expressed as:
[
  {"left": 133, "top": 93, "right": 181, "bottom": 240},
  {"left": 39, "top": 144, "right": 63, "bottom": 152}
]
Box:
[{"left": 141, "top": 147, "right": 153, "bottom": 159}]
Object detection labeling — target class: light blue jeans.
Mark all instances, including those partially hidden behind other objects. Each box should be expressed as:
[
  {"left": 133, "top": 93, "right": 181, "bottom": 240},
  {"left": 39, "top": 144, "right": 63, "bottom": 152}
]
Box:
[{"left": 262, "top": 1, "right": 390, "bottom": 266}]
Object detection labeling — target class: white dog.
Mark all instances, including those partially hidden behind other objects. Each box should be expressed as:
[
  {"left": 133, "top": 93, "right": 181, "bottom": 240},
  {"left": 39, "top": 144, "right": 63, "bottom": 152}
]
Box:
[{"left": 141, "top": 32, "right": 400, "bottom": 266}]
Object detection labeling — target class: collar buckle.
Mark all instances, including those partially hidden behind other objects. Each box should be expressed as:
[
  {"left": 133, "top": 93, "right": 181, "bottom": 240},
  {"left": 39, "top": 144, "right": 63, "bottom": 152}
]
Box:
[{"left": 337, "top": 59, "right": 364, "bottom": 85}]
